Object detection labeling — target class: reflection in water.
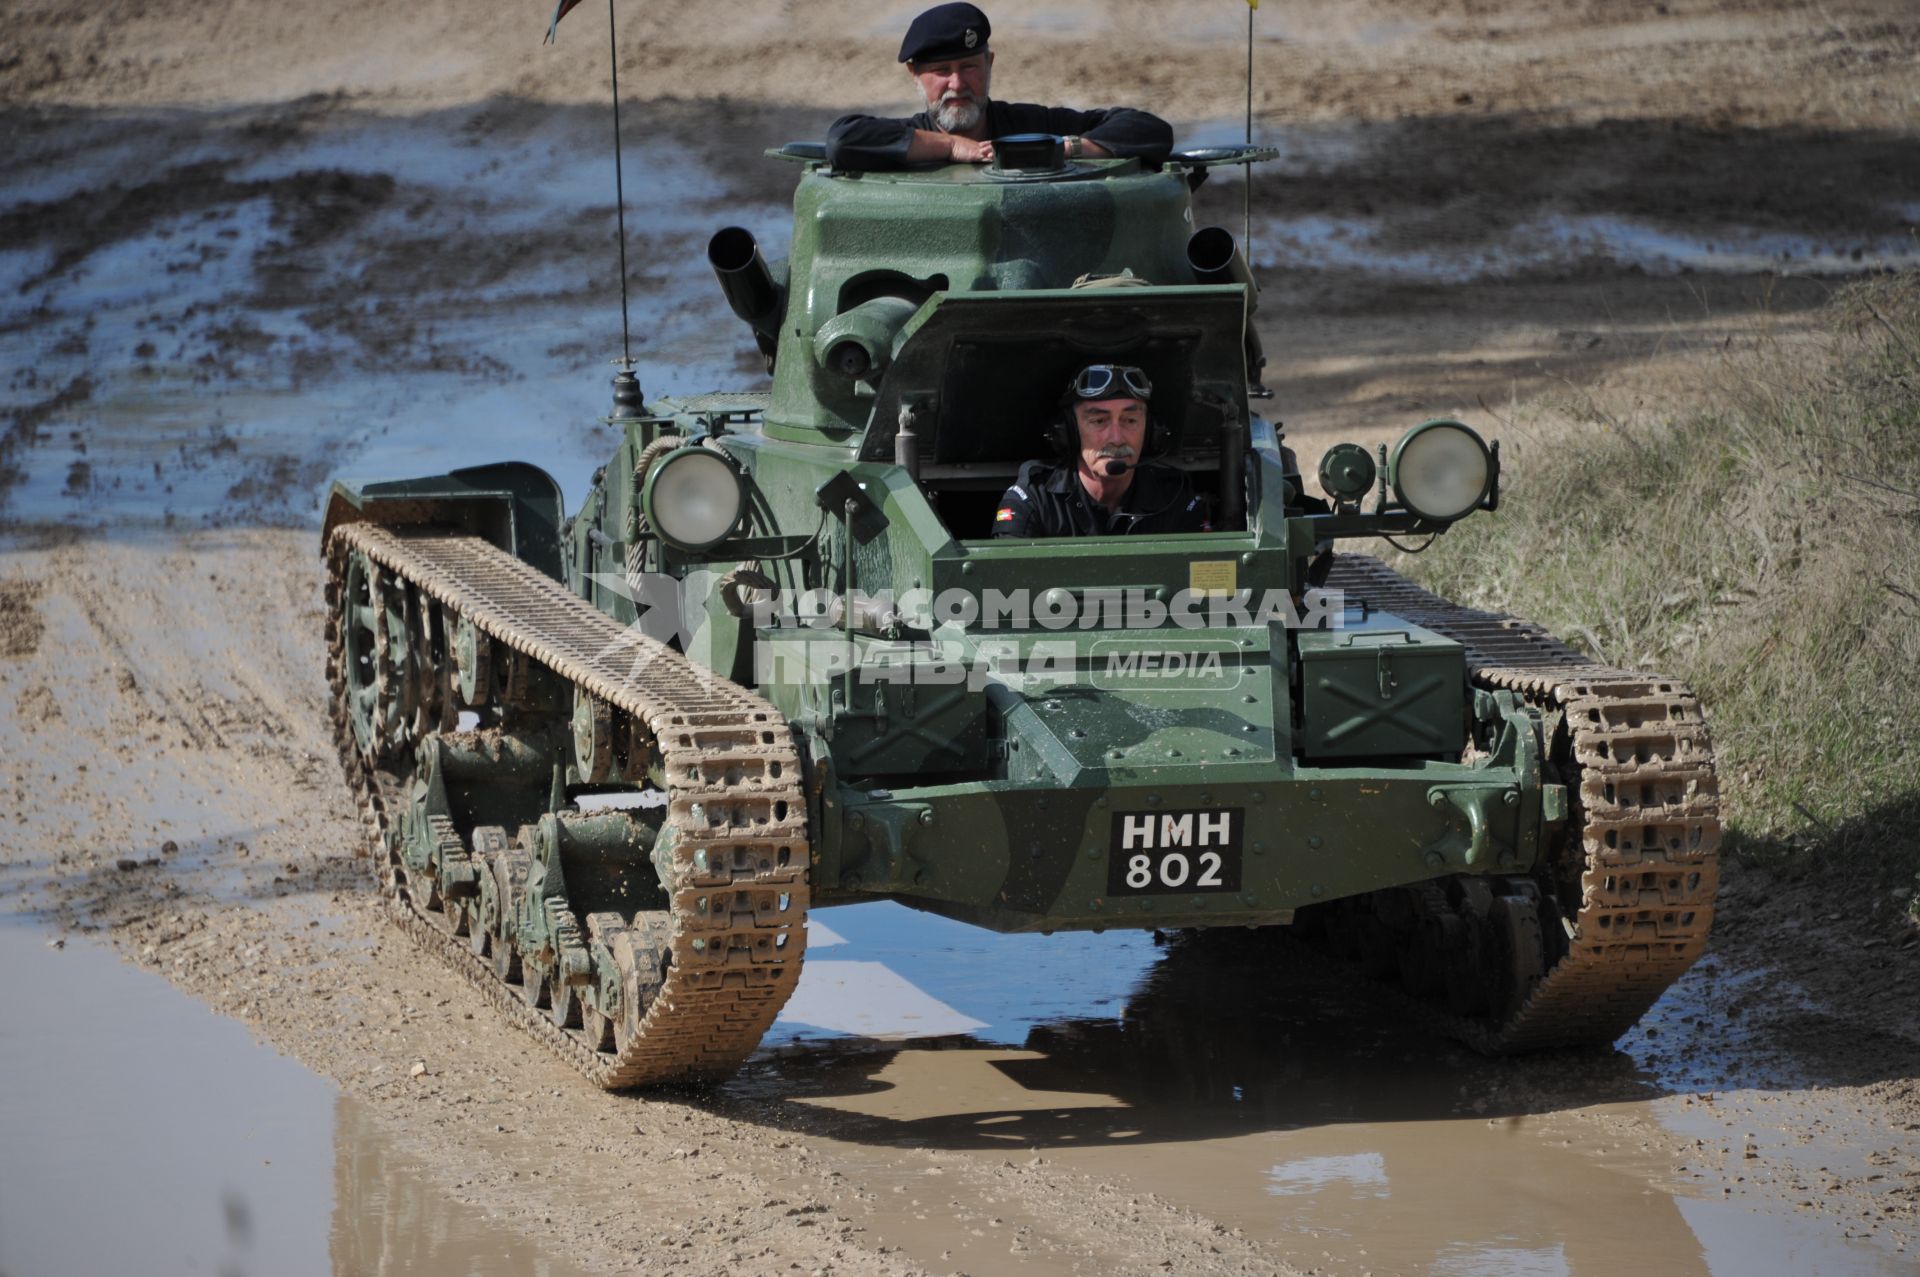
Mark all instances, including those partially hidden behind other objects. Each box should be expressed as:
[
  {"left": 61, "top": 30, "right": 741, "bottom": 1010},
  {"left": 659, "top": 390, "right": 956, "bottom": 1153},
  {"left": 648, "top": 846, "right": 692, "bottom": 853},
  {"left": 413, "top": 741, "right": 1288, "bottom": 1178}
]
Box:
[
  {"left": 329, "top": 1096, "right": 593, "bottom": 1277},
  {"left": 743, "top": 927, "right": 1911, "bottom": 1277},
  {"left": 0, "top": 917, "right": 591, "bottom": 1277},
  {"left": 769, "top": 901, "right": 1161, "bottom": 1050},
  {"left": 1265, "top": 1153, "right": 1389, "bottom": 1200},
  {"left": 0, "top": 919, "right": 333, "bottom": 1277}
]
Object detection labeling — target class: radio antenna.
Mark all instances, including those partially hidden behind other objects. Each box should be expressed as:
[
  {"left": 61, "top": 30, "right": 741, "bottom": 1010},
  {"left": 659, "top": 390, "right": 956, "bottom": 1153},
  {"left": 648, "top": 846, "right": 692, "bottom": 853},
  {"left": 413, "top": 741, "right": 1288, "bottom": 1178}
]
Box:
[
  {"left": 547, "top": 0, "right": 641, "bottom": 412},
  {"left": 1244, "top": 0, "right": 1256, "bottom": 256},
  {"left": 604, "top": 0, "right": 634, "bottom": 370}
]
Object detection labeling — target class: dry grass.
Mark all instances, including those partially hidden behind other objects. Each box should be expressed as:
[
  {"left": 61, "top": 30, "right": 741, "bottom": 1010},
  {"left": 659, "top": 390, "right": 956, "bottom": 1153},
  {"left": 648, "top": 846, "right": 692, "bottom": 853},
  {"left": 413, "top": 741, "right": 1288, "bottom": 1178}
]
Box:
[{"left": 1395, "top": 274, "right": 1920, "bottom": 890}]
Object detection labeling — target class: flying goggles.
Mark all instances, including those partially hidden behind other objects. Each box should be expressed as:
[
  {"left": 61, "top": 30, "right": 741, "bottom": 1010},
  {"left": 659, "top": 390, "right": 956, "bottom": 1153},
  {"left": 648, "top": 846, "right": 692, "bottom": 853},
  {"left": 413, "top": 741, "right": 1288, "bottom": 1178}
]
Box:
[{"left": 1065, "top": 364, "right": 1153, "bottom": 403}]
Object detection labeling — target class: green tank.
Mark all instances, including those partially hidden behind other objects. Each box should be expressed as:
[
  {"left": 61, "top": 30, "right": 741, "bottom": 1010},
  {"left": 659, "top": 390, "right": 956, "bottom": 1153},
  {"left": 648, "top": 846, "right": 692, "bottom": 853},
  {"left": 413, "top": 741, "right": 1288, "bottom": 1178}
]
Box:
[{"left": 322, "top": 137, "right": 1720, "bottom": 1086}]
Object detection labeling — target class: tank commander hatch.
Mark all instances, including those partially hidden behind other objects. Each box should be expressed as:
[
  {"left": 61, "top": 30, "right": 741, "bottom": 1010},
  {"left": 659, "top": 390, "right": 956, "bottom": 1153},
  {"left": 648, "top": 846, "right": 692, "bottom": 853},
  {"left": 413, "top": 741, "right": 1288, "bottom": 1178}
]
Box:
[
  {"left": 826, "top": 3, "right": 1175, "bottom": 171},
  {"left": 993, "top": 364, "right": 1211, "bottom": 538}
]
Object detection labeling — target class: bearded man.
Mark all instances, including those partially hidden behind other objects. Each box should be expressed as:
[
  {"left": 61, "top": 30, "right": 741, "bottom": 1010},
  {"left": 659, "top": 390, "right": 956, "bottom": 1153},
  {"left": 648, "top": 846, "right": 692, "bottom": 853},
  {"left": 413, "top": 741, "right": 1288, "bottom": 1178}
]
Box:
[{"left": 825, "top": 4, "right": 1174, "bottom": 171}]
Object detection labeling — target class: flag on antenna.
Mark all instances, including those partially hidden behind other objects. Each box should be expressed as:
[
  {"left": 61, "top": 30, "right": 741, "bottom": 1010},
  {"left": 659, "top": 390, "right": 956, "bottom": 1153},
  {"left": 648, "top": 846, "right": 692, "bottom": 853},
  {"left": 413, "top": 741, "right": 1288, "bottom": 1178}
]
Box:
[
  {"left": 545, "top": 0, "right": 586, "bottom": 43},
  {"left": 1246, "top": 0, "right": 1258, "bottom": 8}
]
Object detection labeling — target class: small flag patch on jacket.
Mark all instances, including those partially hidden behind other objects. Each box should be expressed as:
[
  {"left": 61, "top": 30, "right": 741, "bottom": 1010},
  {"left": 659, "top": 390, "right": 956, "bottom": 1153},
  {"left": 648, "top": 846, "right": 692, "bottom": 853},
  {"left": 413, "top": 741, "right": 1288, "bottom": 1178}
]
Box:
[{"left": 995, "top": 507, "right": 1015, "bottom": 522}]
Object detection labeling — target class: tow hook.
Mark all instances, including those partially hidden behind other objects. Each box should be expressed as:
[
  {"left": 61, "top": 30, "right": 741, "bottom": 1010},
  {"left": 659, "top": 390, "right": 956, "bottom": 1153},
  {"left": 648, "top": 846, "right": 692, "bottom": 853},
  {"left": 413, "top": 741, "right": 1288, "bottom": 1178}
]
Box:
[{"left": 1424, "top": 785, "right": 1518, "bottom": 868}]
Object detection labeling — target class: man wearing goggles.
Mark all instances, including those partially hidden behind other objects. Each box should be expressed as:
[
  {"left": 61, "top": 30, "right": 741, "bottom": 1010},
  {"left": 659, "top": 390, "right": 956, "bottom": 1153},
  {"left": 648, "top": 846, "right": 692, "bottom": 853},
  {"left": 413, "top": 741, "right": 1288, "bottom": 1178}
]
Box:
[
  {"left": 826, "top": 4, "right": 1173, "bottom": 170},
  {"left": 993, "top": 364, "right": 1211, "bottom": 539}
]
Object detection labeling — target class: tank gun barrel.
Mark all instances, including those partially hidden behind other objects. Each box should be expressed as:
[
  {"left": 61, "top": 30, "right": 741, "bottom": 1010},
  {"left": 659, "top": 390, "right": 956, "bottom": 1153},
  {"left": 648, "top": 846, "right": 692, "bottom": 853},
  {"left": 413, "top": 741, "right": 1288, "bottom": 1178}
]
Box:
[
  {"left": 814, "top": 295, "right": 919, "bottom": 381},
  {"left": 708, "top": 226, "right": 785, "bottom": 363}
]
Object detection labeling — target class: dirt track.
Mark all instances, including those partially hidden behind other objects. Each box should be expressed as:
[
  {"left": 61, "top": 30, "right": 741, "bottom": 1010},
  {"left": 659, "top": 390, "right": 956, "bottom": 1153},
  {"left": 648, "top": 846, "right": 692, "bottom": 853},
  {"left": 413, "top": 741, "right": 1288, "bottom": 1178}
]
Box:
[{"left": 4, "top": 2, "right": 1920, "bottom": 1274}]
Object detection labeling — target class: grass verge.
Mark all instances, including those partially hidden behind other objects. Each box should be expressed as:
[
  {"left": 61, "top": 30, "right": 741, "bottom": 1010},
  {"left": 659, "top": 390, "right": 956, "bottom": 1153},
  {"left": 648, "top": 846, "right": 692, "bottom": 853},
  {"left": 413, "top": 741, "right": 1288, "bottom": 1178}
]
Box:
[{"left": 1394, "top": 274, "right": 1920, "bottom": 905}]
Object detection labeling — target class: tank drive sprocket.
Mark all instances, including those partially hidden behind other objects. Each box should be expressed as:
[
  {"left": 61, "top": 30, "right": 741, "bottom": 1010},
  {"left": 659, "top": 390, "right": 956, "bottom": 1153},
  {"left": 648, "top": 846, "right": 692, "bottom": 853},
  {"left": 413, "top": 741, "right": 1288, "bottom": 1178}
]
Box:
[{"left": 325, "top": 523, "right": 810, "bottom": 1087}]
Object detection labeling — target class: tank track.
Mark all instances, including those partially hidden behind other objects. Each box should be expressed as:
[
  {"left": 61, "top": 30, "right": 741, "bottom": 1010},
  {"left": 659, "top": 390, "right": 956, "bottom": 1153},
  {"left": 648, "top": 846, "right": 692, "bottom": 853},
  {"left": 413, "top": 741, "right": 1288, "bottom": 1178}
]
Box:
[
  {"left": 324, "top": 524, "right": 809, "bottom": 1088},
  {"left": 1316, "top": 555, "right": 1721, "bottom": 1052}
]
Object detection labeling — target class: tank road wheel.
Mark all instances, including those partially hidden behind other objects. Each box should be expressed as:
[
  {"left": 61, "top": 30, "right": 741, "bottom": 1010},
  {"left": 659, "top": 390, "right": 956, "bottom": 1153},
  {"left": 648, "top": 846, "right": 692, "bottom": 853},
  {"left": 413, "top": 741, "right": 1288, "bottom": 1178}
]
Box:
[
  {"left": 579, "top": 999, "right": 614, "bottom": 1054},
  {"left": 579, "top": 998, "right": 610, "bottom": 1052},
  {"left": 444, "top": 893, "right": 478, "bottom": 942},
  {"left": 577, "top": 913, "right": 627, "bottom": 1054},
  {"left": 408, "top": 593, "right": 458, "bottom": 739},
  {"left": 466, "top": 827, "right": 509, "bottom": 959},
  {"left": 430, "top": 816, "right": 483, "bottom": 939},
  {"left": 421, "top": 815, "right": 470, "bottom": 935},
  {"left": 488, "top": 912, "right": 520, "bottom": 982},
  {"left": 572, "top": 688, "right": 615, "bottom": 783},
  {"left": 339, "top": 551, "right": 410, "bottom": 764},
  {"left": 1436, "top": 913, "right": 1487, "bottom": 1016},
  {"left": 453, "top": 613, "right": 491, "bottom": 709},
  {"left": 549, "top": 974, "right": 583, "bottom": 1030},
  {"left": 486, "top": 837, "right": 532, "bottom": 984},
  {"left": 374, "top": 569, "right": 420, "bottom": 748},
  {"left": 522, "top": 961, "right": 553, "bottom": 1011},
  {"left": 457, "top": 896, "right": 486, "bottom": 954},
  {"left": 1488, "top": 891, "right": 1547, "bottom": 1023},
  {"left": 603, "top": 914, "right": 672, "bottom": 1058}
]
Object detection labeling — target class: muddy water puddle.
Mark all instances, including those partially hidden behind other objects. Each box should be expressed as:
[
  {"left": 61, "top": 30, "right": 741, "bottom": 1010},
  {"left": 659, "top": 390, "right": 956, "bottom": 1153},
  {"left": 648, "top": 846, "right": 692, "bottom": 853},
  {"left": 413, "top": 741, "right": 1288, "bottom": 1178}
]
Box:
[
  {"left": 748, "top": 913, "right": 1911, "bottom": 1275},
  {"left": 0, "top": 914, "right": 590, "bottom": 1277},
  {"left": 0, "top": 109, "right": 788, "bottom": 531}
]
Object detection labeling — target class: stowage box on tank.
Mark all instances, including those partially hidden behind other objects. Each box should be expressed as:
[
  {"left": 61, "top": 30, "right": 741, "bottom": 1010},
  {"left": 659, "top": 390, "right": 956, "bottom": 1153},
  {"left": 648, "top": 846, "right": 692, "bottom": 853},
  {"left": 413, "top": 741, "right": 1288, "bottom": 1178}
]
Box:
[{"left": 322, "top": 135, "right": 1719, "bottom": 1086}]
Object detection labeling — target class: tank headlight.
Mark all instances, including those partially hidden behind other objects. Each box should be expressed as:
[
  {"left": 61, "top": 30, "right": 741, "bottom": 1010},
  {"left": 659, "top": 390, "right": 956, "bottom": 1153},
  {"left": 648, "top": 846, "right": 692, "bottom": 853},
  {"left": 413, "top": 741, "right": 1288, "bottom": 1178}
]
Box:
[
  {"left": 642, "top": 448, "right": 745, "bottom": 551},
  {"left": 1389, "top": 420, "right": 1492, "bottom": 522}
]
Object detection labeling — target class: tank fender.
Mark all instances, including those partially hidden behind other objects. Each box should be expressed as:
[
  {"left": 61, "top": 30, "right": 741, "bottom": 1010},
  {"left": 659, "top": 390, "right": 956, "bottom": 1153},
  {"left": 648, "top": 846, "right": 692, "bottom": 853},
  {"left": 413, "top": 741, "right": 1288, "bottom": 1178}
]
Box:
[{"left": 320, "top": 461, "right": 567, "bottom": 581}]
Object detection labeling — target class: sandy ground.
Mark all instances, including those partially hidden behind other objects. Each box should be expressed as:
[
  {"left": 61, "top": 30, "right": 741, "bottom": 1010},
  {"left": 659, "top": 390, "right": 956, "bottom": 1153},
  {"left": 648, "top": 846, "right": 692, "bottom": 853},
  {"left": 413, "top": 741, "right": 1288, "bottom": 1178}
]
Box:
[{"left": 4, "top": 2, "right": 1920, "bottom": 1274}]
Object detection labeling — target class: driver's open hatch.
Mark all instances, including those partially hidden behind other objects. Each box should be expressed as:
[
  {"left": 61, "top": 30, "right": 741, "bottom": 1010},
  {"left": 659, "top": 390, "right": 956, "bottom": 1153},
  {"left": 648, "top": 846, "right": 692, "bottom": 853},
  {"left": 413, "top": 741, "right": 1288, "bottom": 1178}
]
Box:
[{"left": 857, "top": 288, "right": 1253, "bottom": 537}]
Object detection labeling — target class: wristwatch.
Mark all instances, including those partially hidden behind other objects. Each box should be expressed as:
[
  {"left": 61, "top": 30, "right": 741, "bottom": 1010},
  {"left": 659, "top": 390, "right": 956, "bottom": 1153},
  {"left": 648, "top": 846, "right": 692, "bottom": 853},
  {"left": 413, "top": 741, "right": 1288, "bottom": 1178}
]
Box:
[{"left": 1063, "top": 135, "right": 1084, "bottom": 159}]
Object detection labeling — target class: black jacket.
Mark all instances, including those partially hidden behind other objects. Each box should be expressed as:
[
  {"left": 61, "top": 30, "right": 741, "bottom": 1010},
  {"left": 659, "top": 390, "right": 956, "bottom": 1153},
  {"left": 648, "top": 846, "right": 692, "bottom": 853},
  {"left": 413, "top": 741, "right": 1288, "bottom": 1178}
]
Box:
[
  {"left": 993, "top": 460, "right": 1209, "bottom": 538},
  {"left": 826, "top": 100, "right": 1174, "bottom": 171}
]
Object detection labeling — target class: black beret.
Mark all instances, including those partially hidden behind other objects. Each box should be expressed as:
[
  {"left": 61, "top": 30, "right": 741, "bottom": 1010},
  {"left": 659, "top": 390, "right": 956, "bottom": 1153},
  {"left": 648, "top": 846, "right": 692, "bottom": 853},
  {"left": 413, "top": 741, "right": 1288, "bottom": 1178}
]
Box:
[{"left": 899, "top": 3, "right": 990, "bottom": 64}]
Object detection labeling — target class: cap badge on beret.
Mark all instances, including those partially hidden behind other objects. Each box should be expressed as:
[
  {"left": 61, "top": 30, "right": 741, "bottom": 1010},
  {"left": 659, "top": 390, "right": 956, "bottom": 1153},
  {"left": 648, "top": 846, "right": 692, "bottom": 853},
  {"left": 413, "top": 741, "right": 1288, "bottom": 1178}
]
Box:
[{"left": 898, "top": 3, "right": 992, "bottom": 63}]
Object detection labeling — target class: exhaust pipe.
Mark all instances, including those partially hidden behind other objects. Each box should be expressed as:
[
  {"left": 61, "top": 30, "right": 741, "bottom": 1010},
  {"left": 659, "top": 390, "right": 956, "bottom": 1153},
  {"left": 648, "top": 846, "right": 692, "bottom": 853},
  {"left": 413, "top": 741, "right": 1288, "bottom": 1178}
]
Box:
[
  {"left": 1187, "top": 226, "right": 1269, "bottom": 392},
  {"left": 708, "top": 226, "right": 785, "bottom": 366},
  {"left": 1187, "top": 226, "right": 1257, "bottom": 292}
]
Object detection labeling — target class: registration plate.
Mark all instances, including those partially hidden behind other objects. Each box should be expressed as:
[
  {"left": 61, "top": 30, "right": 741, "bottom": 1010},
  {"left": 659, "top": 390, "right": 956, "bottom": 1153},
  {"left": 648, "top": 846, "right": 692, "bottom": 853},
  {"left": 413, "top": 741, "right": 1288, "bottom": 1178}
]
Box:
[{"left": 1105, "top": 808, "right": 1245, "bottom": 896}]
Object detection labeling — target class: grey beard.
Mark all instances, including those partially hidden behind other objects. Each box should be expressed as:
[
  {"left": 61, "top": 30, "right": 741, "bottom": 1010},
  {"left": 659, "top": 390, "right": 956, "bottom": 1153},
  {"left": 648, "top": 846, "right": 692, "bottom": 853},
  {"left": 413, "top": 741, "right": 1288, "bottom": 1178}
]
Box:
[{"left": 933, "top": 95, "right": 985, "bottom": 133}]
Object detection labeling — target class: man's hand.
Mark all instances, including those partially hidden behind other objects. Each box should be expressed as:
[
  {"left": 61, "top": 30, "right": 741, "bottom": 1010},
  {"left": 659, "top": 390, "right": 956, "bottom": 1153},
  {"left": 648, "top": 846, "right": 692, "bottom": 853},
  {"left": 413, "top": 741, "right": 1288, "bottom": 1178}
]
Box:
[
  {"left": 907, "top": 129, "right": 994, "bottom": 164},
  {"left": 948, "top": 134, "right": 995, "bottom": 163}
]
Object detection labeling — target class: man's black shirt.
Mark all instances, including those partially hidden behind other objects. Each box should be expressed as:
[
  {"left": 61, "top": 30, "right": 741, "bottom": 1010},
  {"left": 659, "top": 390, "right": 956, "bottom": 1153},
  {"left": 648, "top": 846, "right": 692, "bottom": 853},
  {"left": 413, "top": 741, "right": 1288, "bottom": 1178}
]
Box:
[
  {"left": 992, "top": 460, "right": 1209, "bottom": 538},
  {"left": 826, "top": 100, "right": 1173, "bottom": 171}
]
